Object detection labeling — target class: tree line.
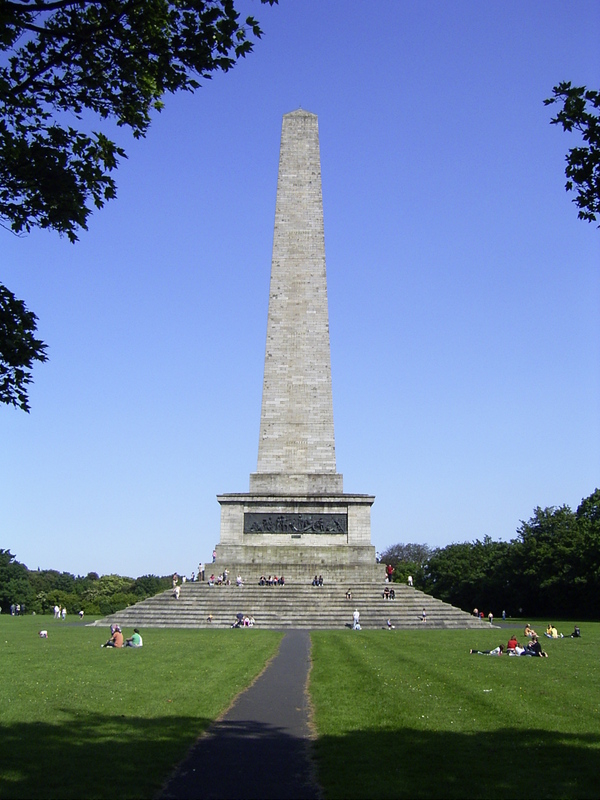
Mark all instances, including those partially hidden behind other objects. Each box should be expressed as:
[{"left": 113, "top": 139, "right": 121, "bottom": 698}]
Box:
[
  {"left": 0, "top": 550, "right": 171, "bottom": 616},
  {"left": 380, "top": 488, "right": 600, "bottom": 619}
]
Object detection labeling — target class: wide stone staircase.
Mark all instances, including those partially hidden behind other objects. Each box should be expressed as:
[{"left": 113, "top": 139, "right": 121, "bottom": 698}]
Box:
[{"left": 91, "top": 581, "right": 491, "bottom": 630}]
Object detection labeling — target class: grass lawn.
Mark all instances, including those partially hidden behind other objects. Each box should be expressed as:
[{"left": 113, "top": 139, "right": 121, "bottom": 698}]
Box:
[
  {"left": 0, "top": 615, "right": 282, "bottom": 799},
  {"left": 310, "top": 621, "right": 600, "bottom": 799}
]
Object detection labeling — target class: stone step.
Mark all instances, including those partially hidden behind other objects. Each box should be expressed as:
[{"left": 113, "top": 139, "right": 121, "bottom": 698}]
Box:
[{"left": 92, "top": 582, "right": 492, "bottom": 631}]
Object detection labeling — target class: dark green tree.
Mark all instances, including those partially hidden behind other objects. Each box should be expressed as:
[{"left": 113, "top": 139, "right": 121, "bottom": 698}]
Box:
[
  {"left": 379, "top": 542, "right": 432, "bottom": 587},
  {"left": 0, "top": 284, "right": 47, "bottom": 411},
  {"left": 422, "top": 536, "right": 512, "bottom": 614},
  {"left": 545, "top": 83, "right": 600, "bottom": 225},
  {"left": 573, "top": 488, "right": 600, "bottom": 616},
  {"left": 0, "top": 0, "right": 276, "bottom": 410},
  {"left": 0, "top": 548, "right": 35, "bottom": 612},
  {"left": 133, "top": 574, "right": 170, "bottom": 597},
  {"left": 509, "top": 504, "right": 580, "bottom": 617}
]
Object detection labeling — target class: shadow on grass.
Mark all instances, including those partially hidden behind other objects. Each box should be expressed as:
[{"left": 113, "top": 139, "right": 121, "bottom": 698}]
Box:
[
  {"left": 314, "top": 726, "right": 600, "bottom": 799},
  {"left": 0, "top": 710, "right": 210, "bottom": 800},
  {"left": 1, "top": 714, "right": 319, "bottom": 800},
  {"left": 160, "top": 720, "right": 319, "bottom": 800},
  {"left": 4, "top": 714, "right": 598, "bottom": 799}
]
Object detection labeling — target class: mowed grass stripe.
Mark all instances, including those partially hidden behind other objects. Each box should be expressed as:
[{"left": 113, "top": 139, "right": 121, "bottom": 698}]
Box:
[
  {"left": 309, "top": 625, "right": 600, "bottom": 799},
  {"left": 0, "top": 616, "right": 283, "bottom": 799}
]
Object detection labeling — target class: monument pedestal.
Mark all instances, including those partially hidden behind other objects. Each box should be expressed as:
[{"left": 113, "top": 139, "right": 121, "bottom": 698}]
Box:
[{"left": 216, "top": 491, "right": 384, "bottom": 583}]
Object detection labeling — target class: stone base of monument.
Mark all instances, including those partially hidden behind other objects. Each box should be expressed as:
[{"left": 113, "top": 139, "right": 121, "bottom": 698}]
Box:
[
  {"left": 90, "top": 582, "right": 493, "bottom": 631},
  {"left": 212, "top": 548, "right": 386, "bottom": 584},
  {"left": 215, "top": 492, "right": 383, "bottom": 583}
]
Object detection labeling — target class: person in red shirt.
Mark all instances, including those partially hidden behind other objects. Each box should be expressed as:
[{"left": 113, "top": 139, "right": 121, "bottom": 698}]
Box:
[{"left": 386, "top": 564, "right": 394, "bottom": 583}]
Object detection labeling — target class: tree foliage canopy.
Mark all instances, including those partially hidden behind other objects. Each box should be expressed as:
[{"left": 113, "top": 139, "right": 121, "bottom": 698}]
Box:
[
  {"left": 0, "top": 0, "right": 275, "bottom": 240},
  {"left": 0, "top": 283, "right": 47, "bottom": 410},
  {"left": 385, "top": 489, "right": 600, "bottom": 618},
  {"left": 545, "top": 82, "right": 600, "bottom": 225},
  {"left": 379, "top": 542, "right": 432, "bottom": 585},
  {"left": 1, "top": 549, "right": 172, "bottom": 614},
  {"left": 0, "top": 0, "right": 275, "bottom": 411}
]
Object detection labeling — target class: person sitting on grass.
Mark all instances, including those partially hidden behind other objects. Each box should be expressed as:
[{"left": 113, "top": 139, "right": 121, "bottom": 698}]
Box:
[
  {"left": 125, "top": 629, "right": 143, "bottom": 648},
  {"left": 507, "top": 634, "right": 519, "bottom": 652},
  {"left": 521, "top": 636, "right": 548, "bottom": 657},
  {"left": 102, "top": 625, "right": 123, "bottom": 648},
  {"left": 570, "top": 625, "right": 581, "bottom": 638},
  {"left": 524, "top": 623, "right": 538, "bottom": 638},
  {"left": 470, "top": 645, "right": 504, "bottom": 655},
  {"left": 545, "top": 624, "right": 563, "bottom": 639}
]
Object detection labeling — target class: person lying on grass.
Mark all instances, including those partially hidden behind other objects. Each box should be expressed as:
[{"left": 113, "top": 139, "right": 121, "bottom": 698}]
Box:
[{"left": 470, "top": 645, "right": 504, "bottom": 655}]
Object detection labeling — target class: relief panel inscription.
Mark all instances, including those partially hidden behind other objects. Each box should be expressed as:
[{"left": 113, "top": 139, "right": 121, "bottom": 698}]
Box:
[{"left": 244, "top": 513, "right": 347, "bottom": 534}]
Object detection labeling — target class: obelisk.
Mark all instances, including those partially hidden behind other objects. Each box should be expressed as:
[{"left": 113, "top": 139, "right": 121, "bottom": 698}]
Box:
[
  {"left": 251, "top": 109, "right": 342, "bottom": 494},
  {"left": 216, "top": 110, "right": 381, "bottom": 583}
]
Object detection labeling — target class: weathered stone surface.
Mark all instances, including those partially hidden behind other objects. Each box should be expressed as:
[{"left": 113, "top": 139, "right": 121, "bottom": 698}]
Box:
[
  {"left": 251, "top": 109, "right": 338, "bottom": 491},
  {"left": 216, "top": 110, "right": 378, "bottom": 579}
]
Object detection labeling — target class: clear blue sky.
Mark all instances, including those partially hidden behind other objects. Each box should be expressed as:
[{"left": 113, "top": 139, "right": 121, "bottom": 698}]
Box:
[{"left": 2, "top": 1, "right": 599, "bottom": 578}]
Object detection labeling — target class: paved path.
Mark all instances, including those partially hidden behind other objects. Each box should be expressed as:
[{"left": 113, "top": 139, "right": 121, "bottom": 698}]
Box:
[{"left": 159, "top": 630, "right": 321, "bottom": 800}]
